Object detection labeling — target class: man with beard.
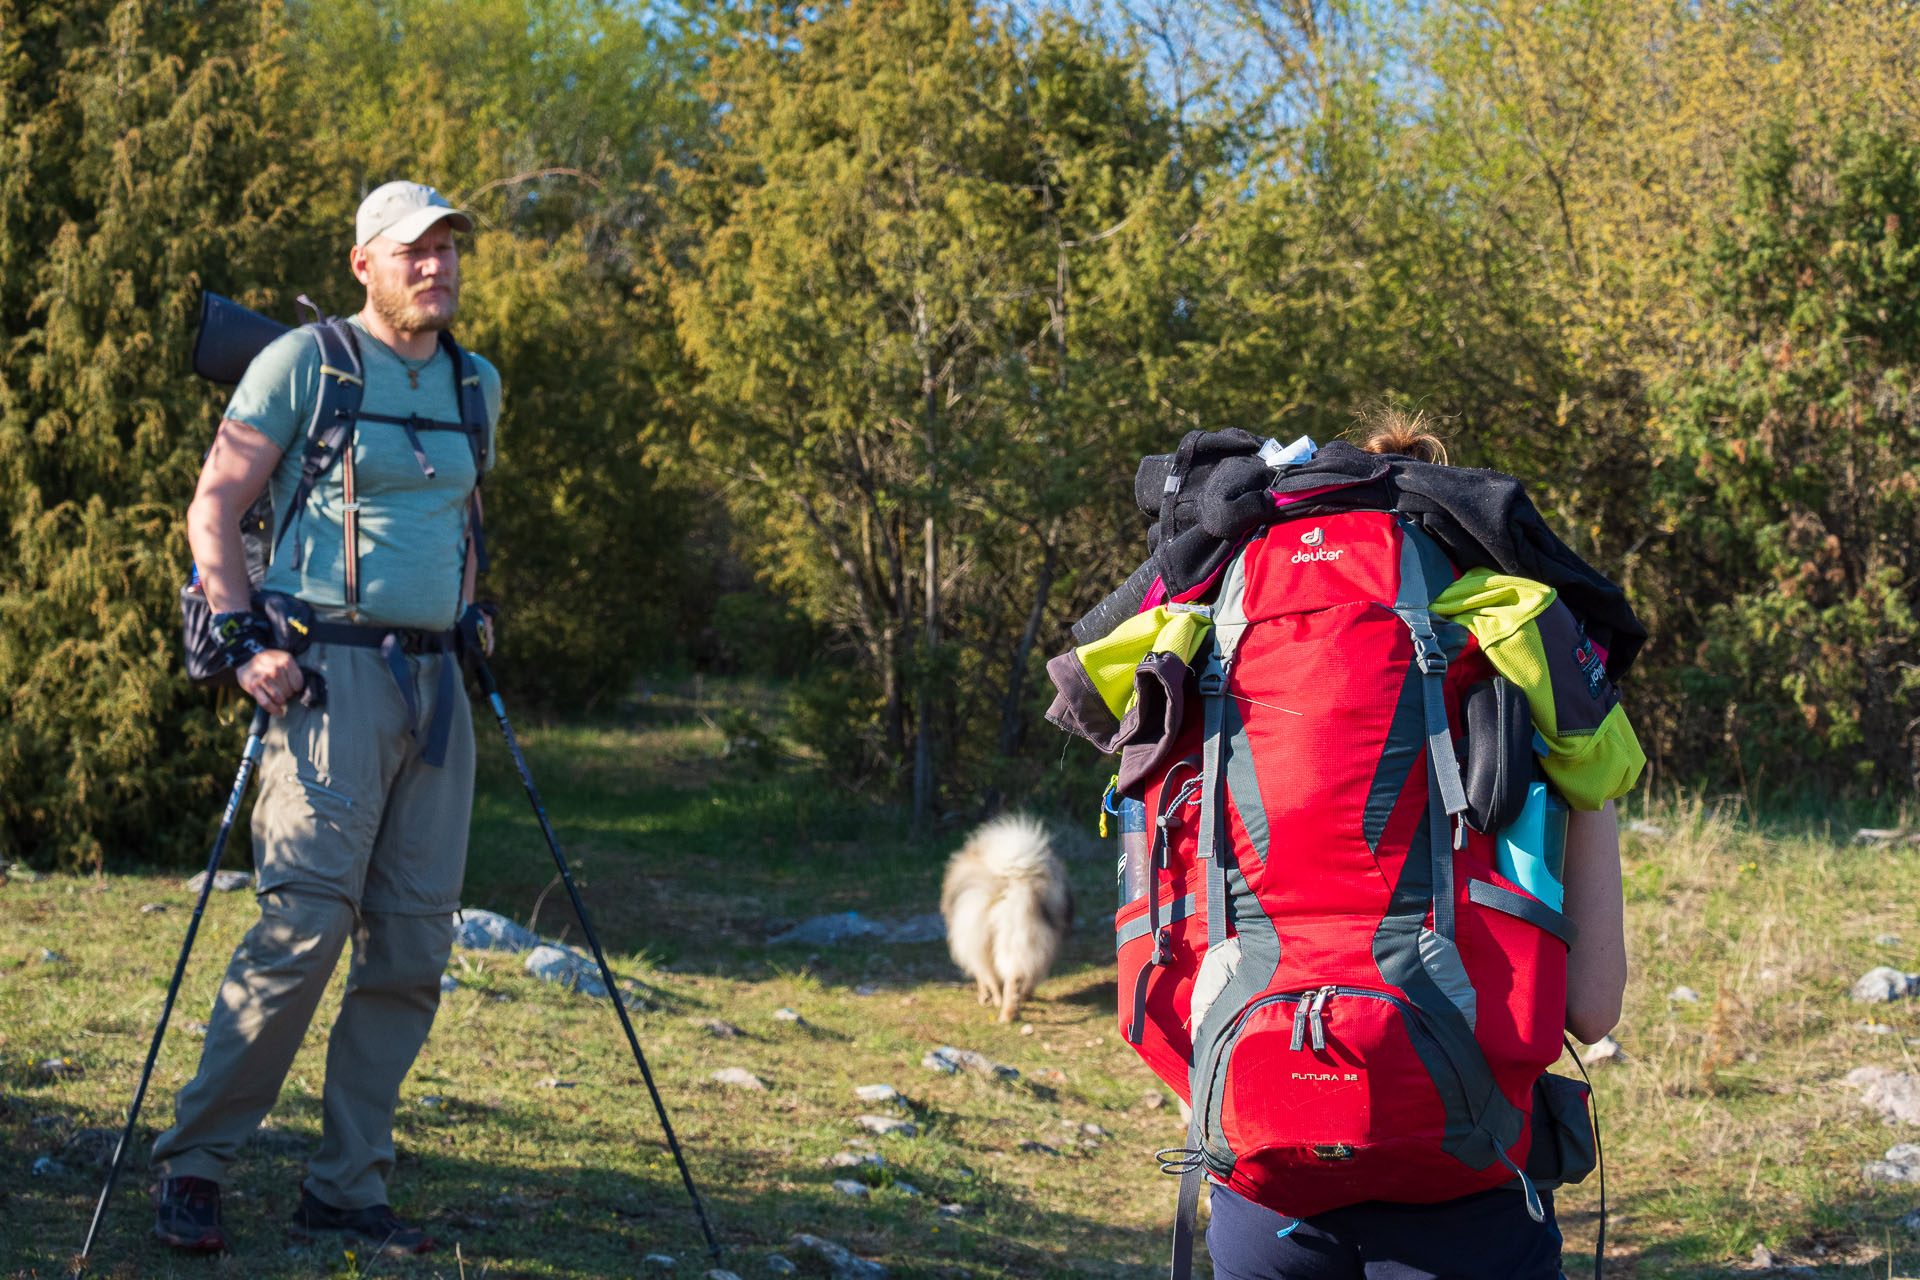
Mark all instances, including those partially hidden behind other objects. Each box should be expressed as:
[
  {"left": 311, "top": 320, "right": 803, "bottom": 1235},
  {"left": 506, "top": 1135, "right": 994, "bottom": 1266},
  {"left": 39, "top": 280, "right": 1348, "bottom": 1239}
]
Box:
[{"left": 149, "top": 182, "right": 501, "bottom": 1256}]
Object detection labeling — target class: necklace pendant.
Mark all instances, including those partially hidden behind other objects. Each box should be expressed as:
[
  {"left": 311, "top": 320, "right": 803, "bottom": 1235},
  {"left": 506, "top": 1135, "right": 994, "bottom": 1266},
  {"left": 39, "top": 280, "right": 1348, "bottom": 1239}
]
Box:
[{"left": 407, "top": 370, "right": 420, "bottom": 389}]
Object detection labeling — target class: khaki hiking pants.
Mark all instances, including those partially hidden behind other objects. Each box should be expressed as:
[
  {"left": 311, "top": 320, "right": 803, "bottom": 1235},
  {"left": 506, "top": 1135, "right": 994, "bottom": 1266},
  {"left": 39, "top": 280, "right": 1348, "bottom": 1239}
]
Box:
[{"left": 151, "top": 640, "right": 474, "bottom": 1209}]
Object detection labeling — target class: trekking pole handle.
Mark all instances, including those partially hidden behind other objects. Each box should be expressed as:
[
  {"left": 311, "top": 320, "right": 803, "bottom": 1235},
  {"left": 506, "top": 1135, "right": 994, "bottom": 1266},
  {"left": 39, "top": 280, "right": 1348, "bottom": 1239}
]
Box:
[{"left": 74, "top": 704, "right": 271, "bottom": 1277}]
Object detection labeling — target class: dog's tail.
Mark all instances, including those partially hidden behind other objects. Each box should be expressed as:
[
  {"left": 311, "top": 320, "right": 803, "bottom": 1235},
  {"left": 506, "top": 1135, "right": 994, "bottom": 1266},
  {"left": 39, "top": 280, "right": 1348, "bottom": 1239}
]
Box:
[{"left": 969, "top": 812, "right": 1056, "bottom": 879}]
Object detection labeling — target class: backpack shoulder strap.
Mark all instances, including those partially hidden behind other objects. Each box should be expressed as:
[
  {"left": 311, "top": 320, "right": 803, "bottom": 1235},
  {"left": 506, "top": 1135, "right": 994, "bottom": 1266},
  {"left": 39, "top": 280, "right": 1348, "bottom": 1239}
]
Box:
[
  {"left": 272, "top": 318, "right": 364, "bottom": 571},
  {"left": 436, "top": 331, "right": 489, "bottom": 473},
  {"left": 436, "top": 330, "right": 491, "bottom": 577}
]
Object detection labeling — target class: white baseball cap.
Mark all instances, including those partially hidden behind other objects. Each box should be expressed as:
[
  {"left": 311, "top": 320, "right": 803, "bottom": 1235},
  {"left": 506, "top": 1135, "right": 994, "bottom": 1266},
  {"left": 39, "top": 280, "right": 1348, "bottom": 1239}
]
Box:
[{"left": 355, "top": 180, "right": 474, "bottom": 247}]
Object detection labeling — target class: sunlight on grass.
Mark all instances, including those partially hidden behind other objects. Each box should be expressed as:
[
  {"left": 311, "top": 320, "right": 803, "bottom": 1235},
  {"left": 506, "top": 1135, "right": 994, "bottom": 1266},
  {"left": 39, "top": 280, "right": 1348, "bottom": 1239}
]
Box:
[{"left": 15, "top": 715, "right": 1920, "bottom": 1277}]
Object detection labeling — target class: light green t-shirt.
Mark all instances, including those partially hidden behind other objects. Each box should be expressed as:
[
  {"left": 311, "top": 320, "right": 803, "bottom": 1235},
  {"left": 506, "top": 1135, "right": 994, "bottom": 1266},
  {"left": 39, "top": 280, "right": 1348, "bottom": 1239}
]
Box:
[{"left": 226, "top": 315, "right": 502, "bottom": 630}]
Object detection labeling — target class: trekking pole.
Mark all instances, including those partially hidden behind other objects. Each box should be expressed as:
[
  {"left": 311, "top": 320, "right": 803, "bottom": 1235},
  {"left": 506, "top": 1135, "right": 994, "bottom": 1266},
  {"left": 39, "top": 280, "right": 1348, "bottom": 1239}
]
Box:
[
  {"left": 73, "top": 704, "right": 273, "bottom": 1278},
  {"left": 469, "top": 657, "right": 724, "bottom": 1266}
]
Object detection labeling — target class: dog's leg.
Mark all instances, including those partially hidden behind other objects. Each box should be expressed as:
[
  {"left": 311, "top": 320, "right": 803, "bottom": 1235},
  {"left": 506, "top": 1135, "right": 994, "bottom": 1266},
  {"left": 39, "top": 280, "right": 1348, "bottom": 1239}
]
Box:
[
  {"left": 998, "top": 977, "right": 1026, "bottom": 1023},
  {"left": 976, "top": 976, "right": 998, "bottom": 1007}
]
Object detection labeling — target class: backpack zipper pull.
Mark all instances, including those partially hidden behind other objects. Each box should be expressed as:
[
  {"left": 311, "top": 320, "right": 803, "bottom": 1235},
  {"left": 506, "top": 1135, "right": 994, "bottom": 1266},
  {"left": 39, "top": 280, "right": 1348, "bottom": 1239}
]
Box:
[
  {"left": 1309, "top": 987, "right": 1331, "bottom": 1052},
  {"left": 1290, "top": 990, "right": 1314, "bottom": 1052}
]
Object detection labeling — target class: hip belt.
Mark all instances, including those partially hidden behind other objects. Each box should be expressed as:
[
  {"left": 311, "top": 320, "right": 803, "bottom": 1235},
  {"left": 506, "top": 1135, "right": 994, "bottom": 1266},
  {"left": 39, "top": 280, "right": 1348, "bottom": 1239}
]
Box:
[{"left": 307, "top": 621, "right": 460, "bottom": 768}]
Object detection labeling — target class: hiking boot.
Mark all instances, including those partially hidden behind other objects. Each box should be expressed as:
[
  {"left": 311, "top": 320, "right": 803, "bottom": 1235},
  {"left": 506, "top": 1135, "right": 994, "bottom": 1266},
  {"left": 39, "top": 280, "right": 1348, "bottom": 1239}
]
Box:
[
  {"left": 151, "top": 1176, "right": 228, "bottom": 1252},
  {"left": 290, "top": 1186, "right": 435, "bottom": 1255}
]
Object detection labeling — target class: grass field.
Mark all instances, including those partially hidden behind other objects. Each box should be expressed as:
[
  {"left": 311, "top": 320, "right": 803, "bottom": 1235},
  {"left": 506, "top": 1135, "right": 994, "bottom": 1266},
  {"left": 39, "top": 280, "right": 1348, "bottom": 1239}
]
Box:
[{"left": 8, "top": 684, "right": 1920, "bottom": 1278}]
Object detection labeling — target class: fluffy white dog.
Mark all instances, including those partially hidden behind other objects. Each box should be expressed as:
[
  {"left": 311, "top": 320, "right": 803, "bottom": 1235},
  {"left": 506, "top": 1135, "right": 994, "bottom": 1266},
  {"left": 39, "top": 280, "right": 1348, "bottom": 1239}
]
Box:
[{"left": 940, "top": 813, "right": 1073, "bottom": 1022}]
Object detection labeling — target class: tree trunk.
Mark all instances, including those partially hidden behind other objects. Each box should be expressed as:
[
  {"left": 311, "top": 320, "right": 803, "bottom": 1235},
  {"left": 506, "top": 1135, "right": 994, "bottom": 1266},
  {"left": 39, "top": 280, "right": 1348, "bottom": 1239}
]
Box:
[
  {"left": 998, "top": 529, "right": 1059, "bottom": 757},
  {"left": 912, "top": 287, "right": 941, "bottom": 832}
]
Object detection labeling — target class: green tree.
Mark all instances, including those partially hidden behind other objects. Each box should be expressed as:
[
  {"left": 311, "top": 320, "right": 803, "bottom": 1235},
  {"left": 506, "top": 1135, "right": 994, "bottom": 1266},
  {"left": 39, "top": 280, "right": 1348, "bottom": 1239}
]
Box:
[
  {"left": 667, "top": 0, "right": 1200, "bottom": 821},
  {"left": 0, "top": 0, "right": 331, "bottom": 867},
  {"left": 285, "top": 0, "right": 712, "bottom": 707},
  {"left": 1646, "top": 124, "right": 1920, "bottom": 796}
]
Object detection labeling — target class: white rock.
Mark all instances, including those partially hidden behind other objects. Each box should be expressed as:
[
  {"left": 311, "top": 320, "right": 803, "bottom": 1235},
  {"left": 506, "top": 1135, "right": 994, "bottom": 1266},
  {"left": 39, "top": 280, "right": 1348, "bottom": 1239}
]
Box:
[
  {"left": 768, "top": 912, "right": 887, "bottom": 947},
  {"left": 787, "top": 1233, "right": 889, "bottom": 1280},
  {"left": 922, "top": 1046, "right": 1017, "bottom": 1080},
  {"left": 1853, "top": 966, "right": 1920, "bottom": 1002},
  {"left": 1878, "top": 934, "right": 1904, "bottom": 946},
  {"left": 1626, "top": 819, "right": 1666, "bottom": 838},
  {"left": 1903, "top": 1207, "right": 1920, "bottom": 1231},
  {"left": 525, "top": 945, "right": 611, "bottom": 998},
  {"left": 139, "top": 903, "right": 167, "bottom": 913},
  {"left": 706, "top": 1271, "right": 744, "bottom": 1280},
  {"left": 1867, "top": 1150, "right": 1920, "bottom": 1183},
  {"left": 822, "top": 1151, "right": 883, "bottom": 1170},
  {"left": 37, "top": 949, "right": 63, "bottom": 963},
  {"left": 855, "top": 1114, "right": 917, "bottom": 1137},
  {"left": 771, "top": 1008, "right": 805, "bottom": 1023},
  {"left": 831, "top": 1178, "right": 870, "bottom": 1198},
  {"left": 892, "top": 1180, "right": 921, "bottom": 1197},
  {"left": 937, "top": 1202, "right": 968, "bottom": 1218},
  {"left": 766, "top": 1257, "right": 797, "bottom": 1275},
  {"left": 1845, "top": 1067, "right": 1920, "bottom": 1125},
  {"left": 854, "top": 1084, "right": 902, "bottom": 1104},
  {"left": 1667, "top": 986, "right": 1701, "bottom": 1004},
  {"left": 30, "top": 1155, "right": 67, "bottom": 1176},
  {"left": 1580, "top": 1036, "right": 1623, "bottom": 1066},
  {"left": 186, "top": 870, "right": 252, "bottom": 893},
  {"left": 712, "top": 1068, "right": 768, "bottom": 1091},
  {"left": 440, "top": 974, "right": 460, "bottom": 993},
  {"left": 642, "top": 1254, "right": 675, "bottom": 1267},
  {"left": 1858, "top": 1022, "right": 1897, "bottom": 1035},
  {"left": 883, "top": 913, "right": 946, "bottom": 943},
  {"left": 452, "top": 908, "right": 543, "bottom": 953}
]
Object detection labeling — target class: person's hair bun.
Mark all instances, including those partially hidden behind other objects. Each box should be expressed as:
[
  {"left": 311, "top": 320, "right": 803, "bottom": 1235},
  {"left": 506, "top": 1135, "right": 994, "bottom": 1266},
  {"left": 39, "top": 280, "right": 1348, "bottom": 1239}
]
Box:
[{"left": 1356, "top": 407, "right": 1449, "bottom": 465}]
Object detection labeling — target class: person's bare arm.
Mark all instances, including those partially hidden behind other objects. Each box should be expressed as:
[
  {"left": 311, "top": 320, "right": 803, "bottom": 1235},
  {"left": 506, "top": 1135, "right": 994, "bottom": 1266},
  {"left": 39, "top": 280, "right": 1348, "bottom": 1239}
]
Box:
[
  {"left": 186, "top": 419, "right": 304, "bottom": 714},
  {"left": 1562, "top": 799, "right": 1628, "bottom": 1043}
]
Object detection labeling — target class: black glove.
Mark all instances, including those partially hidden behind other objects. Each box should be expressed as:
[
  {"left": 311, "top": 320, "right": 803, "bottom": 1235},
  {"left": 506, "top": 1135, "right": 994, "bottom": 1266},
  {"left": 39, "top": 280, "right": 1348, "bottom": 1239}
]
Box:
[
  {"left": 457, "top": 602, "right": 499, "bottom": 666},
  {"left": 210, "top": 610, "right": 272, "bottom": 671}
]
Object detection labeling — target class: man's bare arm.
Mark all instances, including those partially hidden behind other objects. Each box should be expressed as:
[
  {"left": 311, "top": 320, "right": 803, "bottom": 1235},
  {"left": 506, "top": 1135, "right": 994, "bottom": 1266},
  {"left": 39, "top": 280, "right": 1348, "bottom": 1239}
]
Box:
[
  {"left": 187, "top": 419, "right": 304, "bottom": 713},
  {"left": 188, "top": 419, "right": 281, "bottom": 612}
]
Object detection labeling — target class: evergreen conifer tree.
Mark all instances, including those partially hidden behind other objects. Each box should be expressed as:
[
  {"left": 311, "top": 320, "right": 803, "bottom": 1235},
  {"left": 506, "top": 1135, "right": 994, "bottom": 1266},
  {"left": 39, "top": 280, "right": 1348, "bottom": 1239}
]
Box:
[{"left": 0, "top": 0, "right": 328, "bottom": 867}]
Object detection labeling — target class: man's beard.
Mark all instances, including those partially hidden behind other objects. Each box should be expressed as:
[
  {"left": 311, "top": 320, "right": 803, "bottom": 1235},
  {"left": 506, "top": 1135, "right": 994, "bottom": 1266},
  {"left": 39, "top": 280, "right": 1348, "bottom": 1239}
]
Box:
[{"left": 368, "top": 275, "right": 457, "bottom": 333}]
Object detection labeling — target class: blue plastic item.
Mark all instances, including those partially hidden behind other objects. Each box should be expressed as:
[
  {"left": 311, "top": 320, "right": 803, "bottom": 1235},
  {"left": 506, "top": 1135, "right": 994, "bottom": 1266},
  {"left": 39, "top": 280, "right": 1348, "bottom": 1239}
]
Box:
[
  {"left": 1496, "top": 781, "right": 1568, "bottom": 911},
  {"left": 1119, "top": 797, "right": 1150, "bottom": 906}
]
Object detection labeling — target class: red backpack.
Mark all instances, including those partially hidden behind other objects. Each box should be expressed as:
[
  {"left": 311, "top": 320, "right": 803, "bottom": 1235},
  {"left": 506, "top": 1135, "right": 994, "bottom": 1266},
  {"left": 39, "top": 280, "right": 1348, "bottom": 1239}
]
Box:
[{"left": 1114, "top": 508, "right": 1574, "bottom": 1268}]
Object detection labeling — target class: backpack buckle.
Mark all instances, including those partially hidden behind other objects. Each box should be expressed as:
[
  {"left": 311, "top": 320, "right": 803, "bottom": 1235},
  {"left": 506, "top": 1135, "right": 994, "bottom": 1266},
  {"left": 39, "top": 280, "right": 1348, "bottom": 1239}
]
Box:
[
  {"left": 1149, "top": 926, "right": 1172, "bottom": 966},
  {"left": 1412, "top": 635, "right": 1448, "bottom": 676}
]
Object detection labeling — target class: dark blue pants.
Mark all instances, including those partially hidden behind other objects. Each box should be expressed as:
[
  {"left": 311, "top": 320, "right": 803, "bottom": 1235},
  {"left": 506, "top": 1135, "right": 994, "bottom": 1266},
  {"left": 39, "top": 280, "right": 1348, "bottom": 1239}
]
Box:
[{"left": 1206, "top": 1183, "right": 1566, "bottom": 1280}]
